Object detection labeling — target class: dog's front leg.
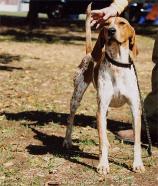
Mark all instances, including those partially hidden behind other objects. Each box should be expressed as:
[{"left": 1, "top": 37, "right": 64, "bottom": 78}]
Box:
[
  {"left": 130, "top": 95, "right": 145, "bottom": 173},
  {"left": 97, "top": 73, "right": 113, "bottom": 175},
  {"left": 97, "top": 109, "right": 110, "bottom": 175}
]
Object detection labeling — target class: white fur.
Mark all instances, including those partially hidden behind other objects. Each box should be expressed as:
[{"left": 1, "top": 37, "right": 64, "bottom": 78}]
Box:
[
  {"left": 63, "top": 17, "right": 145, "bottom": 175},
  {"left": 97, "top": 46, "right": 145, "bottom": 174}
]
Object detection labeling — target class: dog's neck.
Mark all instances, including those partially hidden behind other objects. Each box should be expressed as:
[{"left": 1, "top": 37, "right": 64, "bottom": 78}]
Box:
[{"left": 105, "top": 40, "right": 130, "bottom": 64}]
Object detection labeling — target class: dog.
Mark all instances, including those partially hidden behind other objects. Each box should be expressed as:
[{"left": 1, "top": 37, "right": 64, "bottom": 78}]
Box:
[{"left": 63, "top": 4, "right": 145, "bottom": 175}]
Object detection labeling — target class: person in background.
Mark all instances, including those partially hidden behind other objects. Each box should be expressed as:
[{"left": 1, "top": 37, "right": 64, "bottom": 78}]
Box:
[
  {"left": 90, "top": 0, "right": 158, "bottom": 142},
  {"left": 144, "top": 33, "right": 158, "bottom": 141},
  {"left": 91, "top": 0, "right": 129, "bottom": 25}
]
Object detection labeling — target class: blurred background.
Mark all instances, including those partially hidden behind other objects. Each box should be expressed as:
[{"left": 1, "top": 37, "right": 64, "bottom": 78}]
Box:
[
  {"left": 0, "top": 0, "right": 158, "bottom": 26},
  {"left": 0, "top": 1, "right": 158, "bottom": 185}
]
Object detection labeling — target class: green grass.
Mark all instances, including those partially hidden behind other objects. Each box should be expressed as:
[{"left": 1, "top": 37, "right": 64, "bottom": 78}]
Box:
[
  {"left": 0, "top": 11, "right": 48, "bottom": 18},
  {"left": 0, "top": 11, "right": 27, "bottom": 17}
]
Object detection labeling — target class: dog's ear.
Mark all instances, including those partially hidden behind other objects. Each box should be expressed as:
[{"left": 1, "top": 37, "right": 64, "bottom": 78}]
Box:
[
  {"left": 91, "top": 28, "right": 106, "bottom": 62},
  {"left": 129, "top": 27, "right": 138, "bottom": 58}
]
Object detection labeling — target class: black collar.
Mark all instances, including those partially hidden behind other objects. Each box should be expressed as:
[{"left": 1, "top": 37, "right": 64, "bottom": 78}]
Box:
[{"left": 105, "top": 52, "right": 133, "bottom": 68}]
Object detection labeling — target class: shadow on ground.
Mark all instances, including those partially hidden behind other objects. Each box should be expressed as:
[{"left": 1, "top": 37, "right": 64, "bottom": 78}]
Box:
[
  {"left": 3, "top": 110, "right": 156, "bottom": 170},
  {"left": 27, "top": 127, "right": 97, "bottom": 170},
  {"left": 135, "top": 25, "right": 158, "bottom": 39},
  {"left": 0, "top": 29, "right": 87, "bottom": 45},
  {"left": 3, "top": 110, "right": 132, "bottom": 131},
  {"left": 26, "top": 127, "right": 131, "bottom": 171},
  {"left": 4, "top": 110, "right": 156, "bottom": 144},
  {"left": 0, "top": 15, "right": 92, "bottom": 44},
  {"left": 0, "top": 66, "right": 23, "bottom": 71},
  {"left": 0, "top": 53, "right": 21, "bottom": 64},
  {"left": 3, "top": 110, "right": 158, "bottom": 144},
  {"left": 0, "top": 53, "right": 23, "bottom": 71},
  {"left": 0, "top": 15, "right": 157, "bottom": 45}
]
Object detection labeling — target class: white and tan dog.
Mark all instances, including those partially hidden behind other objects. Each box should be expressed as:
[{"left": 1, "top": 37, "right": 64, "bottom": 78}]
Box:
[{"left": 63, "top": 4, "right": 145, "bottom": 175}]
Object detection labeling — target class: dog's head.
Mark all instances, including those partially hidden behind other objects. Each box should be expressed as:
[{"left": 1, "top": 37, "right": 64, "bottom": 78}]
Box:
[{"left": 92, "top": 17, "right": 138, "bottom": 61}]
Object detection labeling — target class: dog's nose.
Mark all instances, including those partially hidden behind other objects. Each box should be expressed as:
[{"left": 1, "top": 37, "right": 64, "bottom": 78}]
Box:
[{"left": 108, "top": 27, "right": 116, "bottom": 36}]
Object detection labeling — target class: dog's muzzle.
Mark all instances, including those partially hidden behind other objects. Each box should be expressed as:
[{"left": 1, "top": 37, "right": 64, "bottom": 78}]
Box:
[{"left": 108, "top": 27, "right": 116, "bottom": 37}]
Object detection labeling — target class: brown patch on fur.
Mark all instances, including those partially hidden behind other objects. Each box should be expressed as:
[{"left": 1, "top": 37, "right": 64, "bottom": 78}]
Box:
[
  {"left": 111, "top": 65, "right": 121, "bottom": 74},
  {"left": 106, "top": 40, "right": 120, "bottom": 59},
  {"left": 91, "top": 29, "right": 106, "bottom": 62},
  {"left": 129, "top": 32, "right": 138, "bottom": 58},
  {"left": 93, "top": 63, "right": 100, "bottom": 88},
  {"left": 83, "top": 61, "right": 94, "bottom": 84},
  {"left": 91, "top": 17, "right": 138, "bottom": 62}
]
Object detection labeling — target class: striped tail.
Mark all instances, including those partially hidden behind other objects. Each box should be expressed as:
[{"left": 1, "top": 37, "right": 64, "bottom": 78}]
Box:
[{"left": 86, "top": 3, "right": 92, "bottom": 54}]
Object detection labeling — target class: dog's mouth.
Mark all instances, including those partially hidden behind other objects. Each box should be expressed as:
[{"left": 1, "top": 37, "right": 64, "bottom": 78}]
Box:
[
  {"left": 107, "top": 36, "right": 120, "bottom": 45},
  {"left": 108, "top": 34, "right": 116, "bottom": 40},
  {"left": 107, "top": 34, "right": 126, "bottom": 45}
]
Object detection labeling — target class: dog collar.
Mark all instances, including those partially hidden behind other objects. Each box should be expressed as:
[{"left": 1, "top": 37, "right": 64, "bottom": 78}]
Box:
[{"left": 105, "top": 52, "right": 133, "bottom": 68}]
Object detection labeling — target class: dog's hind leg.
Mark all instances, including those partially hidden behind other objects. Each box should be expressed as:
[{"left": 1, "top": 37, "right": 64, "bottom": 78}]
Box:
[{"left": 63, "top": 57, "right": 94, "bottom": 148}]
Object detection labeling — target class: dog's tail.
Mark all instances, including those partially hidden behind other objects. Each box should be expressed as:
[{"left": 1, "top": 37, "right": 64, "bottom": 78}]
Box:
[{"left": 86, "top": 3, "right": 92, "bottom": 54}]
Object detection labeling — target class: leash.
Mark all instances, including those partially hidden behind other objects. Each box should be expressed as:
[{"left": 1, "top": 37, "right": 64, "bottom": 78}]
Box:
[
  {"left": 132, "top": 63, "right": 152, "bottom": 156},
  {"left": 105, "top": 52, "right": 152, "bottom": 156}
]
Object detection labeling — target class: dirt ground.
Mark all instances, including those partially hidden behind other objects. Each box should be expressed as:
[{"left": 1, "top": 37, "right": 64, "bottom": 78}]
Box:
[{"left": 0, "top": 18, "right": 158, "bottom": 185}]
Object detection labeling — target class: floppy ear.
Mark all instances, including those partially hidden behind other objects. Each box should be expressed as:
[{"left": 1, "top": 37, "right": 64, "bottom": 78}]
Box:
[
  {"left": 129, "top": 28, "right": 138, "bottom": 58},
  {"left": 91, "top": 28, "right": 105, "bottom": 62}
]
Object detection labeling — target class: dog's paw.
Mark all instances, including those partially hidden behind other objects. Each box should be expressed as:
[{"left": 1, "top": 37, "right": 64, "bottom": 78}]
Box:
[
  {"left": 63, "top": 138, "right": 72, "bottom": 149},
  {"left": 97, "top": 163, "right": 110, "bottom": 175},
  {"left": 133, "top": 160, "right": 145, "bottom": 173}
]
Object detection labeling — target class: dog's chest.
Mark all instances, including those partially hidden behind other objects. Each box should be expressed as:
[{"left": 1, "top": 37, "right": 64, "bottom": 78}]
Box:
[
  {"left": 98, "top": 63, "right": 135, "bottom": 107},
  {"left": 110, "top": 69, "right": 127, "bottom": 107}
]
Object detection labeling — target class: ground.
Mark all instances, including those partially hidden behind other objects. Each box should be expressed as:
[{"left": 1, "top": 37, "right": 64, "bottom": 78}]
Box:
[{"left": 0, "top": 15, "right": 158, "bottom": 185}]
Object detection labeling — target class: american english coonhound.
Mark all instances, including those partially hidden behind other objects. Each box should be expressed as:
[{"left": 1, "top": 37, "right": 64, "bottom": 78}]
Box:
[{"left": 63, "top": 4, "right": 145, "bottom": 175}]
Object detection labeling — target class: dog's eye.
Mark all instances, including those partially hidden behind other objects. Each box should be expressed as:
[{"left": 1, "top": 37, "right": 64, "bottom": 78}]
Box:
[
  {"left": 104, "top": 22, "right": 110, "bottom": 26},
  {"left": 119, "top": 21, "right": 125, "bottom": 25}
]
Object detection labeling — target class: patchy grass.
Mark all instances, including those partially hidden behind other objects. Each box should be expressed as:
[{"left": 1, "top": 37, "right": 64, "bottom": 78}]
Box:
[{"left": 0, "top": 22, "right": 158, "bottom": 185}]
